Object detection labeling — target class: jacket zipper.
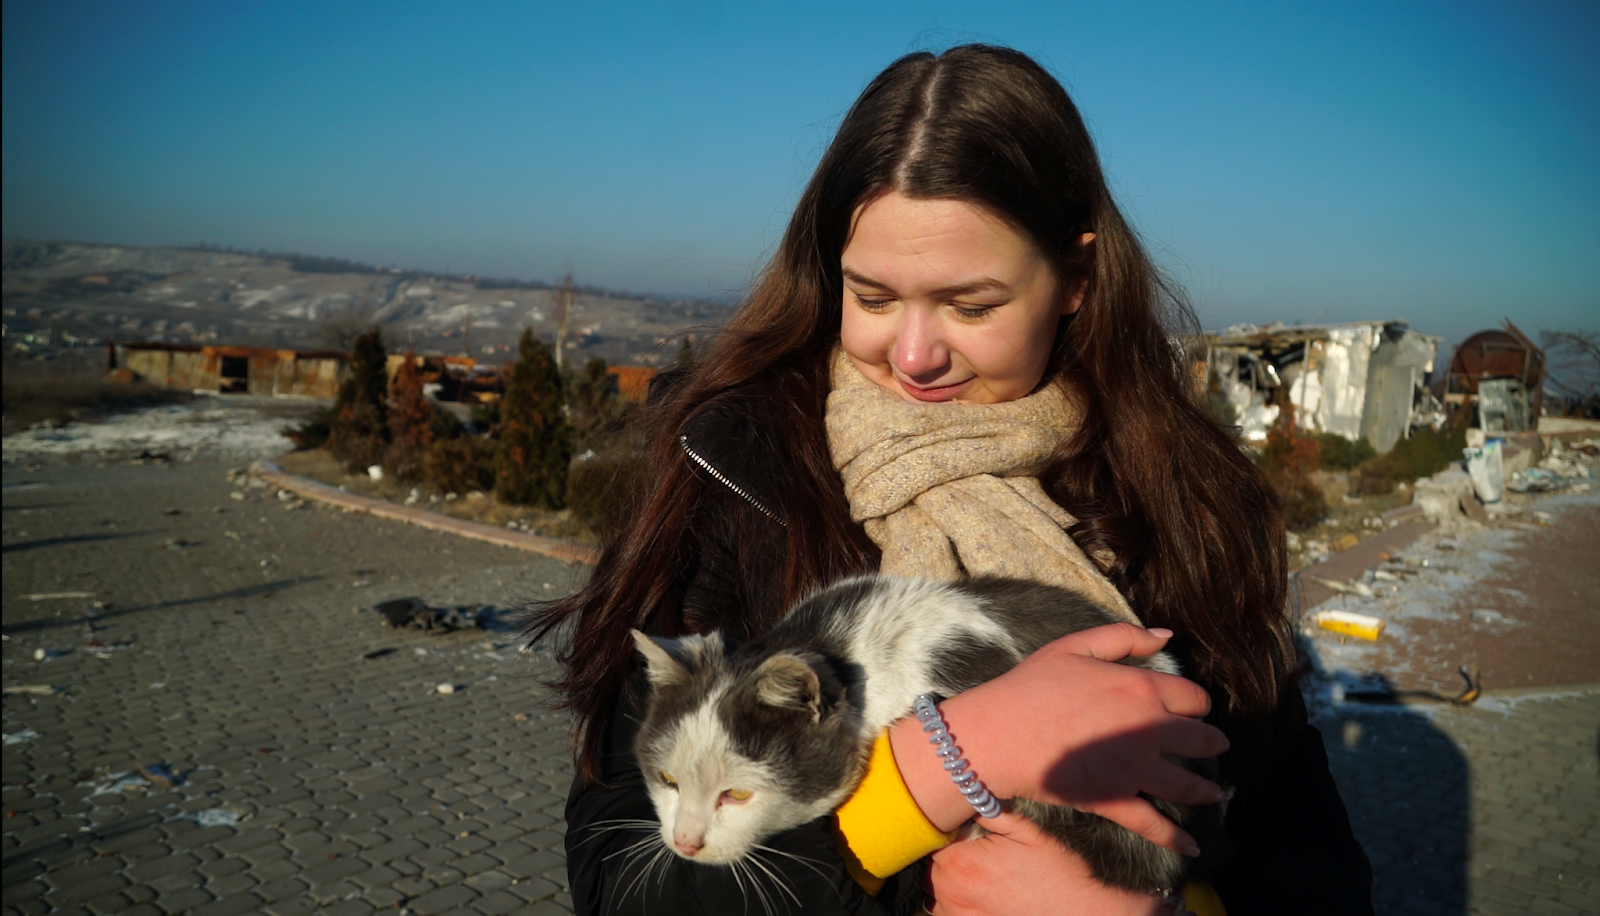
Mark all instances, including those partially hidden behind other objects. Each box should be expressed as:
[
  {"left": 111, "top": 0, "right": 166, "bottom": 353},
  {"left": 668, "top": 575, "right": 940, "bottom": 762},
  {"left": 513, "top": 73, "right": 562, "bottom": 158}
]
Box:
[{"left": 679, "top": 435, "right": 787, "bottom": 527}]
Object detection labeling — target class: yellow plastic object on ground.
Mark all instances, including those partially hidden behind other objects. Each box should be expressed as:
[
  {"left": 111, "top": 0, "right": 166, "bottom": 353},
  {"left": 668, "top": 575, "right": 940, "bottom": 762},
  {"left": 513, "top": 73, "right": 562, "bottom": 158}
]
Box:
[{"left": 1316, "top": 609, "right": 1385, "bottom": 641}]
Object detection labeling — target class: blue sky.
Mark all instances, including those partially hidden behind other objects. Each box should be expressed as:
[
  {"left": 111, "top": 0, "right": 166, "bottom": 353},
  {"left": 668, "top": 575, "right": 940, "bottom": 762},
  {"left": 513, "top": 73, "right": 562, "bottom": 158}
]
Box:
[{"left": 3, "top": 0, "right": 1596, "bottom": 345}]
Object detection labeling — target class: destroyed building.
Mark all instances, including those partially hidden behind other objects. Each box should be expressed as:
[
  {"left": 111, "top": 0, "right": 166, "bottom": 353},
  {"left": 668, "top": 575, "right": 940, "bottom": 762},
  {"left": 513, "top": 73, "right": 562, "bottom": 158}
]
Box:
[
  {"left": 113, "top": 340, "right": 658, "bottom": 406},
  {"left": 1205, "top": 321, "right": 1444, "bottom": 451},
  {"left": 113, "top": 342, "right": 350, "bottom": 398}
]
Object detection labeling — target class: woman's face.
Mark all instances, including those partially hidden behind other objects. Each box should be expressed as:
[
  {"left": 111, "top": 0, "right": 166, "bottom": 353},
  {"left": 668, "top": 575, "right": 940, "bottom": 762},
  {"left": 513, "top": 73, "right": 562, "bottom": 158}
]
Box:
[{"left": 839, "top": 192, "right": 1083, "bottom": 405}]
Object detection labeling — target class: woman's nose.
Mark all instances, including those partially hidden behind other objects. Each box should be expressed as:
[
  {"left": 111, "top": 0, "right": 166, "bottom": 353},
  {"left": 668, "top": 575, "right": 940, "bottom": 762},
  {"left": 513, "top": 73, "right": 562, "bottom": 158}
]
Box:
[{"left": 890, "top": 307, "right": 950, "bottom": 380}]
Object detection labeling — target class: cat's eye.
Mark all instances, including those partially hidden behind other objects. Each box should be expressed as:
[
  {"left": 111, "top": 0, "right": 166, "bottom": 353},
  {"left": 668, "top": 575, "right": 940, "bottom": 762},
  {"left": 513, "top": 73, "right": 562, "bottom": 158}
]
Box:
[
  {"left": 723, "top": 789, "right": 752, "bottom": 802},
  {"left": 660, "top": 772, "right": 677, "bottom": 787}
]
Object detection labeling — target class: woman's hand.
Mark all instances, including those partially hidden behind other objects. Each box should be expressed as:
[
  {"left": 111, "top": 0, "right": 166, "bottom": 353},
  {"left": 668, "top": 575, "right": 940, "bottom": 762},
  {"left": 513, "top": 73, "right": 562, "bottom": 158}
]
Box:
[
  {"left": 890, "top": 623, "right": 1227, "bottom": 854},
  {"left": 926, "top": 811, "right": 1164, "bottom": 916}
]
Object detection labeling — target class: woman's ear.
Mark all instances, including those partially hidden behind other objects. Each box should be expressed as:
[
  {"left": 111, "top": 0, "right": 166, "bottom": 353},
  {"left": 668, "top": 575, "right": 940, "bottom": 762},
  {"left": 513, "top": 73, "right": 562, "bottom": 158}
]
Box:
[
  {"left": 1061, "top": 275, "right": 1090, "bottom": 317},
  {"left": 1059, "top": 232, "right": 1095, "bottom": 317}
]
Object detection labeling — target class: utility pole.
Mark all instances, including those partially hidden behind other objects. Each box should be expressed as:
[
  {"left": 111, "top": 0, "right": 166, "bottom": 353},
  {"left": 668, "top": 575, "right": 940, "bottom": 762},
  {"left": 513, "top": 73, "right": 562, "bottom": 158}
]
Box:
[
  {"left": 554, "top": 271, "right": 574, "bottom": 372},
  {"left": 463, "top": 313, "right": 471, "bottom": 359}
]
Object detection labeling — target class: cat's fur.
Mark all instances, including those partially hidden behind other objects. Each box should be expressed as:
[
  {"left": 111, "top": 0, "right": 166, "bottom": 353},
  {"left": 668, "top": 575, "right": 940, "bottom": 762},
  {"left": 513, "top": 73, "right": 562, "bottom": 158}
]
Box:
[{"left": 630, "top": 574, "right": 1226, "bottom": 895}]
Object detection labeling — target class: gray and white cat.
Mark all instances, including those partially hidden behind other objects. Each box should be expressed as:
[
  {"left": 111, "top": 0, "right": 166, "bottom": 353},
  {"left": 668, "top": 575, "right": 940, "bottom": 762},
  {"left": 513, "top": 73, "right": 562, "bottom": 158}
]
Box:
[{"left": 630, "top": 574, "right": 1225, "bottom": 895}]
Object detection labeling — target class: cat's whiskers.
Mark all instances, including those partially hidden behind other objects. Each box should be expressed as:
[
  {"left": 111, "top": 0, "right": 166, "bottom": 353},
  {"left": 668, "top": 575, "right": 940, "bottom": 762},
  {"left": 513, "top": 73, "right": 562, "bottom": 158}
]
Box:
[
  {"left": 731, "top": 857, "right": 780, "bottom": 916},
  {"left": 749, "top": 842, "right": 836, "bottom": 887},
  {"left": 616, "top": 841, "right": 673, "bottom": 908},
  {"left": 568, "top": 817, "right": 661, "bottom": 850},
  {"left": 742, "top": 849, "right": 803, "bottom": 913}
]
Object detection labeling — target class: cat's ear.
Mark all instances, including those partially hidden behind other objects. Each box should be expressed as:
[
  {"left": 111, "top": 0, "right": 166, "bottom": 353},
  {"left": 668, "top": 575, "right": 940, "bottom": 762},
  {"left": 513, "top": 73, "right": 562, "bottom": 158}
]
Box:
[
  {"left": 630, "top": 630, "right": 688, "bottom": 687},
  {"left": 752, "top": 655, "right": 822, "bottom": 723}
]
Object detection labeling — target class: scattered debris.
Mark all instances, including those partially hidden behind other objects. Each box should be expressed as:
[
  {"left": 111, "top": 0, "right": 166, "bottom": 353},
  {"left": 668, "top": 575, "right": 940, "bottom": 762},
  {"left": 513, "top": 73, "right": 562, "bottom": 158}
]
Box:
[
  {"left": 1315, "top": 609, "right": 1385, "bottom": 641},
  {"left": 1309, "top": 576, "right": 1376, "bottom": 599},
  {"left": 1332, "top": 533, "right": 1360, "bottom": 552},
  {"left": 2, "top": 685, "right": 62, "bottom": 696},
  {"left": 374, "top": 597, "right": 488, "bottom": 633},
  {"left": 22, "top": 592, "right": 98, "bottom": 601},
  {"left": 363, "top": 648, "right": 397, "bottom": 660},
  {"left": 1471, "top": 609, "right": 1507, "bottom": 624},
  {"left": 161, "top": 507, "right": 186, "bottom": 516},
  {"left": 185, "top": 808, "right": 243, "bottom": 828},
  {"left": 367, "top": 464, "right": 384, "bottom": 481},
  {"left": 1344, "top": 665, "right": 1482, "bottom": 706},
  {"left": 3, "top": 728, "right": 42, "bottom": 745},
  {"left": 134, "top": 764, "right": 182, "bottom": 787},
  {"left": 436, "top": 683, "right": 456, "bottom": 695}
]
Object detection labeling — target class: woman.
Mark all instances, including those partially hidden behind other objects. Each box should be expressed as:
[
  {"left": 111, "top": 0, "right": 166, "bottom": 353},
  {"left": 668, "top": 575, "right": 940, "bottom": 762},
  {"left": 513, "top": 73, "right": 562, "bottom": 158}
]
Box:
[{"left": 529, "top": 44, "right": 1372, "bottom": 915}]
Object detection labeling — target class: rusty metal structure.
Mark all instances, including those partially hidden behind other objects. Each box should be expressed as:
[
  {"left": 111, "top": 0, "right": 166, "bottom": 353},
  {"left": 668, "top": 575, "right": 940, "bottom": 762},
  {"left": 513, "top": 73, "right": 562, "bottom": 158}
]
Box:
[
  {"left": 1441, "top": 321, "right": 1545, "bottom": 431},
  {"left": 114, "top": 342, "right": 349, "bottom": 398}
]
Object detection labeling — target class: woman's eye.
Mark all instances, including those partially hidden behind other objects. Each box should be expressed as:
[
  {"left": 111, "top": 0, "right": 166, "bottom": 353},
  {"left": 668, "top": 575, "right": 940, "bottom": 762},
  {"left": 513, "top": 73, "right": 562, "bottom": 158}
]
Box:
[
  {"left": 852, "top": 293, "right": 892, "bottom": 311},
  {"left": 952, "top": 304, "right": 995, "bottom": 320},
  {"left": 723, "top": 789, "right": 752, "bottom": 802},
  {"left": 660, "top": 771, "right": 677, "bottom": 787}
]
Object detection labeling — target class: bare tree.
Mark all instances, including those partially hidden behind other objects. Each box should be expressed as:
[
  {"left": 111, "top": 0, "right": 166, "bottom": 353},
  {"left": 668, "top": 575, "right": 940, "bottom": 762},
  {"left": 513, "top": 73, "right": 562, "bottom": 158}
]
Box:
[
  {"left": 316, "top": 314, "right": 371, "bottom": 351},
  {"left": 1541, "top": 329, "right": 1600, "bottom": 386}
]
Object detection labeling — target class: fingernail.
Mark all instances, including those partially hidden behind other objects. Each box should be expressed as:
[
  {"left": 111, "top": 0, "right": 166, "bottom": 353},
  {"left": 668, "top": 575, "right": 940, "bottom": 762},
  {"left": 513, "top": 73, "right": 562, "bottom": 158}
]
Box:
[
  {"left": 1147, "top": 627, "right": 1173, "bottom": 638},
  {"left": 1213, "top": 788, "right": 1227, "bottom": 802},
  {"left": 1184, "top": 842, "right": 1201, "bottom": 857}
]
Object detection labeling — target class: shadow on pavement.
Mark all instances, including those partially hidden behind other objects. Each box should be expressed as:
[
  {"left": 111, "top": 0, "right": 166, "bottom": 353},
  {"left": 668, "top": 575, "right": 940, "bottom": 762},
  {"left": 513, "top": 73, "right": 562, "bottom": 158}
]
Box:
[
  {"left": 1321, "top": 703, "right": 1469, "bottom": 914},
  {"left": 0, "top": 576, "right": 325, "bottom": 634},
  {"left": 1, "top": 532, "right": 143, "bottom": 553}
]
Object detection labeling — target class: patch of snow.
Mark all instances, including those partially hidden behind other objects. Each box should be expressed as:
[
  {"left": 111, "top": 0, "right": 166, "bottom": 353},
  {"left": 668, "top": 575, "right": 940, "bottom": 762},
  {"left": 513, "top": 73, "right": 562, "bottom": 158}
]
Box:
[{"left": 2, "top": 398, "right": 295, "bottom": 460}]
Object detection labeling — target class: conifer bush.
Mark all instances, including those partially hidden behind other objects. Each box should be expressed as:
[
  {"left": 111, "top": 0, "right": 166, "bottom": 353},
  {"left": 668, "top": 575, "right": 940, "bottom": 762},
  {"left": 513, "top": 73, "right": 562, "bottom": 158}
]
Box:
[
  {"left": 385, "top": 354, "right": 434, "bottom": 481},
  {"left": 327, "top": 327, "right": 389, "bottom": 471},
  {"left": 567, "top": 357, "right": 624, "bottom": 453},
  {"left": 1258, "top": 402, "right": 1326, "bottom": 530},
  {"left": 495, "top": 330, "right": 571, "bottom": 508}
]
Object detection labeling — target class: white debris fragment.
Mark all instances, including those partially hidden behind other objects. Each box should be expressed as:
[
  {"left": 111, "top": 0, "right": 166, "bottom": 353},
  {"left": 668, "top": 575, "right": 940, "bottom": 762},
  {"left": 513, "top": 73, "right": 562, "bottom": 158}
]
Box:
[
  {"left": 436, "top": 683, "right": 456, "bottom": 694},
  {"left": 3, "top": 728, "right": 42, "bottom": 745}
]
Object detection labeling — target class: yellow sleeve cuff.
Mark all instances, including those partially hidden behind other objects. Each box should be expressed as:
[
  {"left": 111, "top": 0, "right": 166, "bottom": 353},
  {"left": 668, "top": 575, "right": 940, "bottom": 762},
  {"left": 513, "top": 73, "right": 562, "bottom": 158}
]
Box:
[
  {"left": 1181, "top": 881, "right": 1227, "bottom": 916},
  {"left": 833, "top": 730, "right": 956, "bottom": 894}
]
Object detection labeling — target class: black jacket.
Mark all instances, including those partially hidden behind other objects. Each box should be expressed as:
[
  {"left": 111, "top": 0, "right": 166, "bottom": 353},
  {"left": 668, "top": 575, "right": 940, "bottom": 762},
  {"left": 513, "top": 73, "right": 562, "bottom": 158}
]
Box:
[{"left": 564, "top": 402, "right": 1373, "bottom": 916}]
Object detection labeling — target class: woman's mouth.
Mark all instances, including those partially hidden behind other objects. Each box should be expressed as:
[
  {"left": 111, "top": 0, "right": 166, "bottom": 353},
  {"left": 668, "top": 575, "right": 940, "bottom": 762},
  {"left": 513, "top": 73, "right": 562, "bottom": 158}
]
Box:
[{"left": 897, "top": 377, "right": 969, "bottom": 402}]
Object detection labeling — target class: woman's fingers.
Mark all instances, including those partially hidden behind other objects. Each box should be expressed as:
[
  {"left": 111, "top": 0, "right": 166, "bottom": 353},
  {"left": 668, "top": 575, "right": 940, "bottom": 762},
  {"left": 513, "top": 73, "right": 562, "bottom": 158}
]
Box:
[
  {"left": 1083, "top": 795, "right": 1199, "bottom": 856},
  {"left": 1046, "top": 622, "right": 1171, "bottom": 664},
  {"left": 1158, "top": 717, "right": 1230, "bottom": 760},
  {"left": 1140, "top": 756, "right": 1226, "bottom": 808},
  {"left": 1150, "top": 670, "right": 1214, "bottom": 719}
]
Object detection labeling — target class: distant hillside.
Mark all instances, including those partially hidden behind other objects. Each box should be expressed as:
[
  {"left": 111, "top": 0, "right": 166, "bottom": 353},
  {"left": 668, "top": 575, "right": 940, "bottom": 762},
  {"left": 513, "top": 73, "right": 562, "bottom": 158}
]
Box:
[{"left": 1, "top": 240, "right": 730, "bottom": 366}]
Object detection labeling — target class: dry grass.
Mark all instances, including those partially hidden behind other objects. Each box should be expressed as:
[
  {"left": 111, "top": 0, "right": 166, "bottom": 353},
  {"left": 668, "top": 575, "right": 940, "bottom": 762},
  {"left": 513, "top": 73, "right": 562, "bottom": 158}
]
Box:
[
  {"left": 1, "top": 364, "right": 193, "bottom": 435},
  {"left": 1288, "top": 470, "right": 1412, "bottom": 571},
  {"left": 274, "top": 448, "right": 598, "bottom": 545}
]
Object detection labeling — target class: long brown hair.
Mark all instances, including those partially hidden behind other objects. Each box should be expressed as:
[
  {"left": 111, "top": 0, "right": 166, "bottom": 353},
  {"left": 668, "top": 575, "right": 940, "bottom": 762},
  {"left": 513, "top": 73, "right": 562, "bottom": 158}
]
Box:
[{"left": 529, "top": 44, "right": 1291, "bottom": 781}]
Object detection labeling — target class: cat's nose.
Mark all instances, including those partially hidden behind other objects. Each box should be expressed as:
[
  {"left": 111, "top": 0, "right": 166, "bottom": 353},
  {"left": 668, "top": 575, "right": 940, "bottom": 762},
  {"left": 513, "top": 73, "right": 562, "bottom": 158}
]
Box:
[{"left": 674, "top": 839, "right": 703, "bottom": 857}]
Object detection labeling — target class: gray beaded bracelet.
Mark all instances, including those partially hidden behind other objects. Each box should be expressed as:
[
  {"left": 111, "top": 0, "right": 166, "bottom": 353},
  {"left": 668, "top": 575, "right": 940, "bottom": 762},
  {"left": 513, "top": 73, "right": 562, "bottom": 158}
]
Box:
[{"left": 912, "top": 694, "right": 1002, "bottom": 819}]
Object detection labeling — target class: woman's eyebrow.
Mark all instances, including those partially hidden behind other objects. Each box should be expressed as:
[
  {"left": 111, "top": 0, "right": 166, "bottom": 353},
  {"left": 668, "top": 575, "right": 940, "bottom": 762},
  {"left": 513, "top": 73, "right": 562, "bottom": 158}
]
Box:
[{"left": 841, "top": 267, "right": 1011, "bottom": 297}]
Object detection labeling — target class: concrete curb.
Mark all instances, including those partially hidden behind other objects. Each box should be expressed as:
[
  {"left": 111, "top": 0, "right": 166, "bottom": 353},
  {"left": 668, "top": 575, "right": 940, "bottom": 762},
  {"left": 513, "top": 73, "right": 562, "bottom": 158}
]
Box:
[{"left": 249, "top": 458, "right": 600, "bottom": 565}]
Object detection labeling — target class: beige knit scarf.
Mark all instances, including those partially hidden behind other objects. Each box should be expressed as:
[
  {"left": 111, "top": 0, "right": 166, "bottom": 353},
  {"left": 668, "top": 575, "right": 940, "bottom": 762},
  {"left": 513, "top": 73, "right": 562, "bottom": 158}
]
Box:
[{"left": 825, "top": 351, "right": 1139, "bottom": 625}]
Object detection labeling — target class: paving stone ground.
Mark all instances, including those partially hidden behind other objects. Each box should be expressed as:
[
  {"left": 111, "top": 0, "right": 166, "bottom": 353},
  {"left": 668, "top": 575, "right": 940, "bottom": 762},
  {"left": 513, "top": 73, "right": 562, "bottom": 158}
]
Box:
[
  {"left": 1319, "top": 689, "right": 1600, "bottom": 916},
  {"left": 3, "top": 457, "right": 584, "bottom": 916},
  {"left": 3, "top": 455, "right": 1596, "bottom": 915}
]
